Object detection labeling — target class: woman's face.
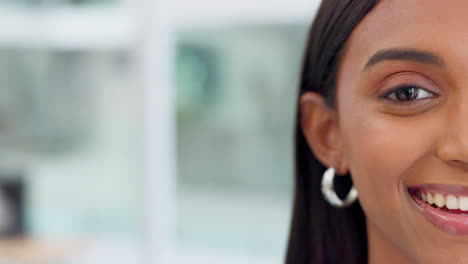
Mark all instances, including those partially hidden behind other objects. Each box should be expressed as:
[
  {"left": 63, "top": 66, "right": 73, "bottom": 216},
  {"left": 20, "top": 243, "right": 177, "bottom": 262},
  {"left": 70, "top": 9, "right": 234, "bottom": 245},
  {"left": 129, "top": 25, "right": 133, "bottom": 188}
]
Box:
[{"left": 336, "top": 0, "right": 468, "bottom": 263}]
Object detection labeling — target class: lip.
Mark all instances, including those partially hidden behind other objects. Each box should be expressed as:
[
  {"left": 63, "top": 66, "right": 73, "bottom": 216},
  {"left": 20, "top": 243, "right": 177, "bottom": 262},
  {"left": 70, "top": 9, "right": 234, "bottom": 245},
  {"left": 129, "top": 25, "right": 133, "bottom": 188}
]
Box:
[
  {"left": 408, "top": 184, "right": 468, "bottom": 236},
  {"left": 413, "top": 183, "right": 468, "bottom": 196}
]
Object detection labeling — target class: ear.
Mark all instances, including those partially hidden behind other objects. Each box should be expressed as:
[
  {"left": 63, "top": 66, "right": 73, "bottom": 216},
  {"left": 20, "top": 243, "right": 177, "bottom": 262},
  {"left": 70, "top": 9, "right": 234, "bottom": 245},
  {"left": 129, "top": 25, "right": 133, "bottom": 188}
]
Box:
[{"left": 299, "top": 92, "right": 348, "bottom": 175}]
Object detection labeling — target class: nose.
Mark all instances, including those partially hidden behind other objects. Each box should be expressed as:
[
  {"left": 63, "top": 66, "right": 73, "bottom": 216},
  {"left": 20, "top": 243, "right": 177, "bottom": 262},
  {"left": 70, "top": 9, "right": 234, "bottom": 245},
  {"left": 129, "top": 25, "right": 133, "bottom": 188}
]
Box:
[{"left": 436, "top": 101, "right": 468, "bottom": 171}]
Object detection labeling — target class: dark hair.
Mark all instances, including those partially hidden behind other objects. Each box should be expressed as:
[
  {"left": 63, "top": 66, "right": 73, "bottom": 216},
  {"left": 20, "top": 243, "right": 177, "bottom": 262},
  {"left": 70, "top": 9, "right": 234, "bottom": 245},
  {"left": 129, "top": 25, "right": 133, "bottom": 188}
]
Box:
[{"left": 286, "top": 1, "right": 379, "bottom": 264}]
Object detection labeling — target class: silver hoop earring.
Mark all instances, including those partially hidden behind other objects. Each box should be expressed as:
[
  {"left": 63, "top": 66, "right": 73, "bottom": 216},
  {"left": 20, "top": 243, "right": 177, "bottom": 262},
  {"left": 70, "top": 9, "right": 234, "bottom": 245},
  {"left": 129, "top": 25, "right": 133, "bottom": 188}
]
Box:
[{"left": 321, "top": 167, "right": 358, "bottom": 208}]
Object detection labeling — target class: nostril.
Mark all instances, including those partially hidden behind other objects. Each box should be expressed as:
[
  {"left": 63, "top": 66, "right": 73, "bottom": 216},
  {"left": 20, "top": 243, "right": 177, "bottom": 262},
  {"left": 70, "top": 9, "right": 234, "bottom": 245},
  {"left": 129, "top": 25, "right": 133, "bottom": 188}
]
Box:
[
  {"left": 435, "top": 137, "right": 468, "bottom": 166},
  {"left": 446, "top": 160, "right": 468, "bottom": 171}
]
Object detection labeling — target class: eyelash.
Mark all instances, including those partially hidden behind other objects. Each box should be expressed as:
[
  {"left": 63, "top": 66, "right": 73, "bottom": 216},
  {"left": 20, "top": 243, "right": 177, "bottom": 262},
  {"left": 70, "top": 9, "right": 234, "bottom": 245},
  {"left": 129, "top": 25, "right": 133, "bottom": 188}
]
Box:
[{"left": 381, "top": 84, "right": 438, "bottom": 103}]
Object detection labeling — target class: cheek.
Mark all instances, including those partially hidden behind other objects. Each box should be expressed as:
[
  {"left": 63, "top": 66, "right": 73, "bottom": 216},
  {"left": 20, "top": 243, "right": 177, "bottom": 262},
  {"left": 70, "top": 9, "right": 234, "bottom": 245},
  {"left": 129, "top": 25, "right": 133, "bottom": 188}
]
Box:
[
  {"left": 342, "top": 114, "right": 404, "bottom": 214},
  {"left": 339, "top": 108, "right": 436, "bottom": 235}
]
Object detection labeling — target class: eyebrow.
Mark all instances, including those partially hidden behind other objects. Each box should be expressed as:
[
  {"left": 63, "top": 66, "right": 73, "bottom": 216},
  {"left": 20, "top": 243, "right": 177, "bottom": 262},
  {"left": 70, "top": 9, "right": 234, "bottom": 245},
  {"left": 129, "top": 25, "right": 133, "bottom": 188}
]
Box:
[{"left": 362, "top": 48, "right": 444, "bottom": 71}]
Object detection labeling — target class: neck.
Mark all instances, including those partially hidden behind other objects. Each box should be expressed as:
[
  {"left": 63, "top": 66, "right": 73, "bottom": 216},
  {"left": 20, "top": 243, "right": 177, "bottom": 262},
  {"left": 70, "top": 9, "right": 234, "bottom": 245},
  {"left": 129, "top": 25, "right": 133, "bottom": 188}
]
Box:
[{"left": 366, "top": 219, "right": 415, "bottom": 264}]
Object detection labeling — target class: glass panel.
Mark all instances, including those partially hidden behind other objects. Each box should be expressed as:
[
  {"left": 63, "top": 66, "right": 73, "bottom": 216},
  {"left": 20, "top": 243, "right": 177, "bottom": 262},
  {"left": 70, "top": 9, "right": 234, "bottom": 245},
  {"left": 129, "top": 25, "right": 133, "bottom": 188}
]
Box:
[
  {"left": 0, "top": 49, "right": 144, "bottom": 264},
  {"left": 175, "top": 25, "right": 308, "bottom": 263}
]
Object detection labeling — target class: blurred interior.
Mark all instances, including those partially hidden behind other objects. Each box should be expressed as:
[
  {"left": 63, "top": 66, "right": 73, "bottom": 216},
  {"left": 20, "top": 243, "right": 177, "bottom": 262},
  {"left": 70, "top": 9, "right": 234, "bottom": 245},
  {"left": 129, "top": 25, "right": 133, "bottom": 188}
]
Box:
[{"left": 0, "top": 0, "right": 320, "bottom": 263}]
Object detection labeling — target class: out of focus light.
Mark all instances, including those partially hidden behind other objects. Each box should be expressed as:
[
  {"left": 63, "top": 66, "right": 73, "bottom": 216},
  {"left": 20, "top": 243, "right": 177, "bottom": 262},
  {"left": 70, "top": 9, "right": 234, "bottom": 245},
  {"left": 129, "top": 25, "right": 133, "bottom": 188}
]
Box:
[{"left": 0, "top": 0, "right": 320, "bottom": 263}]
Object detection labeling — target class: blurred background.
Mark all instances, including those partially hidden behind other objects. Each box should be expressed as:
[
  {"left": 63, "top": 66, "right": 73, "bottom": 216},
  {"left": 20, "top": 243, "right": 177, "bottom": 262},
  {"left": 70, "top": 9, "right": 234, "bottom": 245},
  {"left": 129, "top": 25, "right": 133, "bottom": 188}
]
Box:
[{"left": 0, "top": 0, "right": 320, "bottom": 263}]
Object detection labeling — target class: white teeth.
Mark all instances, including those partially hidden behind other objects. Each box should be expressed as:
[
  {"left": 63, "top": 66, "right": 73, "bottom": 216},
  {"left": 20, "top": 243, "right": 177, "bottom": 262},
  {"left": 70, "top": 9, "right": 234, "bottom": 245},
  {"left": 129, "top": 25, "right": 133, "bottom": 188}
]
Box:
[
  {"left": 427, "top": 193, "right": 435, "bottom": 204},
  {"left": 446, "top": 195, "right": 459, "bottom": 210},
  {"left": 419, "top": 192, "right": 468, "bottom": 212},
  {"left": 460, "top": 197, "right": 468, "bottom": 211},
  {"left": 434, "top": 193, "right": 446, "bottom": 208}
]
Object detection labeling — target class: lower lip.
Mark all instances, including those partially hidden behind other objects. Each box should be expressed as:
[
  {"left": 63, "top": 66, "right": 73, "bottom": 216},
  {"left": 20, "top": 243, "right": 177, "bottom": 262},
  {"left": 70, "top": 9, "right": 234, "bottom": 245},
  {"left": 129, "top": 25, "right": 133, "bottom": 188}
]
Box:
[{"left": 408, "top": 189, "right": 468, "bottom": 235}]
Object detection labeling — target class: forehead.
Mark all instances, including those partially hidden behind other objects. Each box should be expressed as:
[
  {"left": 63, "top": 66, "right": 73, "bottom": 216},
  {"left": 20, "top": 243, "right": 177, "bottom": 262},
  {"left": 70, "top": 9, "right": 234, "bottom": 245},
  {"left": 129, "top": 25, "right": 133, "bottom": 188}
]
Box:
[{"left": 339, "top": 0, "right": 468, "bottom": 75}]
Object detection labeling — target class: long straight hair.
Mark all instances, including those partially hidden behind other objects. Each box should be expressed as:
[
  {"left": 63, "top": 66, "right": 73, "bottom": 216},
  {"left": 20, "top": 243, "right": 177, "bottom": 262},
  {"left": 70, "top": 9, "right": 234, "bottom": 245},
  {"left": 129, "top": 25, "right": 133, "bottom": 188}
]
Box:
[{"left": 286, "top": 1, "right": 379, "bottom": 264}]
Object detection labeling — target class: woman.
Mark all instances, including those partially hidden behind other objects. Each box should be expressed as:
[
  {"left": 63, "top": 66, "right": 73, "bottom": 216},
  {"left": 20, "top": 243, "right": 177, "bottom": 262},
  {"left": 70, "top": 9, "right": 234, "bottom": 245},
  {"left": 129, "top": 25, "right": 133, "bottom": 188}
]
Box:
[{"left": 286, "top": 0, "right": 468, "bottom": 263}]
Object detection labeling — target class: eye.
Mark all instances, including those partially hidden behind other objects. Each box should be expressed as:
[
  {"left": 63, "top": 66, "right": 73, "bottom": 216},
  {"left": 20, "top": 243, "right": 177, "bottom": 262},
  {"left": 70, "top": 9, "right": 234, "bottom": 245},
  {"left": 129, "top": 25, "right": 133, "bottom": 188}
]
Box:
[{"left": 384, "top": 85, "right": 437, "bottom": 101}]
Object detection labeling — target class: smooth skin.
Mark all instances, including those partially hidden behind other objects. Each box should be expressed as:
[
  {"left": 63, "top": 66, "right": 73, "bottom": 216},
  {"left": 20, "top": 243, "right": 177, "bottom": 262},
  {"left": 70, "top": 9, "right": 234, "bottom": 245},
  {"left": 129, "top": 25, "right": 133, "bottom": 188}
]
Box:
[{"left": 300, "top": 1, "right": 468, "bottom": 264}]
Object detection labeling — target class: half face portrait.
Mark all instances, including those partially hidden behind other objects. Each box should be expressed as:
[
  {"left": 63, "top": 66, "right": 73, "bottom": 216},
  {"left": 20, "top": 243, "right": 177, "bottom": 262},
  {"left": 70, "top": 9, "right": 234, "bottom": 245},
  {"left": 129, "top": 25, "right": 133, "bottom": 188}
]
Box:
[{"left": 288, "top": 1, "right": 468, "bottom": 264}]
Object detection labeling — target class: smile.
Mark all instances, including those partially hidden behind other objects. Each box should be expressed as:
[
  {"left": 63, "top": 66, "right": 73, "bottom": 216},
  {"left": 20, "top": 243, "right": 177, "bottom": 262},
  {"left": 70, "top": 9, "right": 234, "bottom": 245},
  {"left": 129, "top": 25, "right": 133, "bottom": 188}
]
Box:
[{"left": 408, "top": 184, "right": 468, "bottom": 235}]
